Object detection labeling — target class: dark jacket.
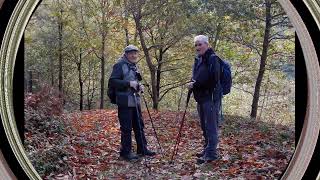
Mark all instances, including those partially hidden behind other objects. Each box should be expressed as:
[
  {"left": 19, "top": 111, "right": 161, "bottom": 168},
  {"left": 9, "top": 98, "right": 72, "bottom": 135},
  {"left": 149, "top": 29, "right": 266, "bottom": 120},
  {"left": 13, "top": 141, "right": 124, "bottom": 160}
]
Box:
[
  {"left": 109, "top": 56, "right": 141, "bottom": 107},
  {"left": 192, "top": 48, "right": 222, "bottom": 103}
]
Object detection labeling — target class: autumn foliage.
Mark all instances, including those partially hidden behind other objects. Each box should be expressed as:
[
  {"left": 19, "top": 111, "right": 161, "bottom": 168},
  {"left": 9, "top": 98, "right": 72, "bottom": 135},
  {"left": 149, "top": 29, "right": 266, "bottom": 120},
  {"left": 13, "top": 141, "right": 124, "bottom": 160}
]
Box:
[
  {"left": 25, "top": 99, "right": 294, "bottom": 179},
  {"left": 25, "top": 85, "right": 63, "bottom": 117}
]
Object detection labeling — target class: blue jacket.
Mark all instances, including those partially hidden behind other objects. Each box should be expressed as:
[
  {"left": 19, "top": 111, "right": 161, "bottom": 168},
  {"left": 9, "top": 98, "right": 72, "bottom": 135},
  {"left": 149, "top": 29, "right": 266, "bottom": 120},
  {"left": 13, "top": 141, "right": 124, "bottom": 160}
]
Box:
[{"left": 192, "top": 48, "right": 222, "bottom": 103}]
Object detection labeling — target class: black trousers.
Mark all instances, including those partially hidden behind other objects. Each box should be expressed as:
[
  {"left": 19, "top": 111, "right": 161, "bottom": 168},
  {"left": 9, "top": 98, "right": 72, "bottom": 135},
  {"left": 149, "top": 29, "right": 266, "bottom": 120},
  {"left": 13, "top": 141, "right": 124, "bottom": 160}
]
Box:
[{"left": 118, "top": 106, "right": 148, "bottom": 155}]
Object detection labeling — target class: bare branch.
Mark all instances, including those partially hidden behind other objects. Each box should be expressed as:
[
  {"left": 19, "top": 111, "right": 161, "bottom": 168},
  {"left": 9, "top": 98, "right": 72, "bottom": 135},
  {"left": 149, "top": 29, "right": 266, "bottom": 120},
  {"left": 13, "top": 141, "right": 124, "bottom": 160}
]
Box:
[
  {"left": 269, "top": 35, "right": 295, "bottom": 43},
  {"left": 159, "top": 80, "right": 190, "bottom": 101},
  {"left": 160, "top": 79, "right": 189, "bottom": 89},
  {"left": 160, "top": 67, "right": 185, "bottom": 73},
  {"left": 232, "top": 86, "right": 254, "bottom": 96}
]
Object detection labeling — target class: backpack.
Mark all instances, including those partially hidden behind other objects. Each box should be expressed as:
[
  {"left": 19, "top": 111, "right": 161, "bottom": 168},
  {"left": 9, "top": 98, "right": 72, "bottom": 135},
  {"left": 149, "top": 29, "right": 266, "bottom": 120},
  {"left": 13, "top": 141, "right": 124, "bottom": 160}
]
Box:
[
  {"left": 210, "top": 54, "right": 232, "bottom": 95},
  {"left": 107, "top": 79, "right": 116, "bottom": 104}
]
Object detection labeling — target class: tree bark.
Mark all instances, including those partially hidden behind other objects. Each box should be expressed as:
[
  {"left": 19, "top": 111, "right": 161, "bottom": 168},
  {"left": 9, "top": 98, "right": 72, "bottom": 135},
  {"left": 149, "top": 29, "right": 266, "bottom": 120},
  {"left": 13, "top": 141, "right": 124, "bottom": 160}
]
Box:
[
  {"left": 99, "top": 0, "right": 107, "bottom": 109},
  {"left": 100, "top": 35, "right": 105, "bottom": 109},
  {"left": 155, "top": 48, "right": 164, "bottom": 109},
  {"left": 87, "top": 59, "right": 92, "bottom": 110},
  {"left": 212, "top": 21, "right": 222, "bottom": 51},
  {"left": 58, "top": 8, "right": 63, "bottom": 96},
  {"left": 250, "top": 0, "right": 272, "bottom": 119},
  {"left": 134, "top": 13, "right": 158, "bottom": 109},
  {"left": 124, "top": 0, "right": 130, "bottom": 46},
  {"left": 78, "top": 48, "right": 83, "bottom": 111}
]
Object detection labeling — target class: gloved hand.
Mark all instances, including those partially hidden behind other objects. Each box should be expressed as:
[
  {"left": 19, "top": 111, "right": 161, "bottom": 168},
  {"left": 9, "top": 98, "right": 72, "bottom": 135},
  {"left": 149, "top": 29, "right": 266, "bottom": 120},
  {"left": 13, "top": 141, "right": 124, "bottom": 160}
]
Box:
[{"left": 130, "top": 81, "right": 139, "bottom": 90}]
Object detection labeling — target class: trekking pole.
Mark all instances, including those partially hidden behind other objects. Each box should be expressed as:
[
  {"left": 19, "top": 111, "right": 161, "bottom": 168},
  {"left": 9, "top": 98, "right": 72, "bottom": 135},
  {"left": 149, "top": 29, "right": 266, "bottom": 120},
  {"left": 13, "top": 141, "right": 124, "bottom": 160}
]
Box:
[
  {"left": 169, "top": 89, "right": 192, "bottom": 164},
  {"left": 141, "top": 93, "right": 164, "bottom": 158},
  {"left": 133, "top": 91, "right": 151, "bottom": 171}
]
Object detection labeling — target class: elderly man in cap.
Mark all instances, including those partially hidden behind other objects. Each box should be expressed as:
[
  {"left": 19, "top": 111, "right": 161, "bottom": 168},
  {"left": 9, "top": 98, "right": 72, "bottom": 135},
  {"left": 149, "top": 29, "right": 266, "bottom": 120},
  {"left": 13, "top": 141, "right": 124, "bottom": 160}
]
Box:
[
  {"left": 109, "top": 45, "right": 156, "bottom": 161},
  {"left": 187, "top": 35, "right": 222, "bottom": 164}
]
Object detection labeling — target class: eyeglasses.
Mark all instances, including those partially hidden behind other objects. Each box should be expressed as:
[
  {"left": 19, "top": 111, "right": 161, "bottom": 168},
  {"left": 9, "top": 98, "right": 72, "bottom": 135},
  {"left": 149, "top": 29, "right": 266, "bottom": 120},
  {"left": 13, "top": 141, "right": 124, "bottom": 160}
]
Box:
[{"left": 195, "top": 43, "right": 202, "bottom": 47}]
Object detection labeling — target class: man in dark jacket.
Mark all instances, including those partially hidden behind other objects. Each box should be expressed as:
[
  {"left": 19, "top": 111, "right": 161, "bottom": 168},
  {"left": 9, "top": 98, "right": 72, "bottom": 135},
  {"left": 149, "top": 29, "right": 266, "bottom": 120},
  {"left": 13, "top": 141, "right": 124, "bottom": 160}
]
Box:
[
  {"left": 109, "top": 45, "right": 156, "bottom": 161},
  {"left": 187, "top": 35, "right": 222, "bottom": 164}
]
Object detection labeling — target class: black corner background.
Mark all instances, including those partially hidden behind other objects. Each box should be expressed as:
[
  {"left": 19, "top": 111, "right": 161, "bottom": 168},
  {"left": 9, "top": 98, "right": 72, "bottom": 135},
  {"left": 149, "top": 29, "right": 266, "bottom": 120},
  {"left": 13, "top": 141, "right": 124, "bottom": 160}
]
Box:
[
  {"left": 290, "top": 0, "right": 320, "bottom": 180},
  {"left": 0, "top": 0, "right": 29, "bottom": 180}
]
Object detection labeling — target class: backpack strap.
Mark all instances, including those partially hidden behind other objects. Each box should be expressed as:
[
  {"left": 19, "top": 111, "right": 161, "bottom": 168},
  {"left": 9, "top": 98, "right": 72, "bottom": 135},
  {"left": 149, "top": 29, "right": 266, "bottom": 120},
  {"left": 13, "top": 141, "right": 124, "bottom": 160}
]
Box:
[{"left": 208, "top": 54, "right": 221, "bottom": 89}]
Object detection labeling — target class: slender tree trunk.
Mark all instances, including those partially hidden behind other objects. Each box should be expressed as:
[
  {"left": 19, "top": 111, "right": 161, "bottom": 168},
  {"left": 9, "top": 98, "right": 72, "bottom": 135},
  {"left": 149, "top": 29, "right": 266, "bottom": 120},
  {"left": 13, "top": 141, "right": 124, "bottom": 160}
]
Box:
[
  {"left": 99, "top": 1, "right": 107, "bottom": 109},
  {"left": 78, "top": 49, "right": 83, "bottom": 111},
  {"left": 155, "top": 48, "right": 163, "bottom": 109},
  {"left": 250, "top": 0, "right": 272, "bottom": 119},
  {"left": 58, "top": 8, "right": 63, "bottom": 95},
  {"left": 124, "top": 0, "right": 130, "bottom": 46},
  {"left": 125, "top": 29, "right": 130, "bottom": 46},
  {"left": 100, "top": 35, "right": 106, "bottom": 109},
  {"left": 212, "top": 22, "right": 222, "bottom": 51},
  {"left": 87, "top": 60, "right": 92, "bottom": 110}
]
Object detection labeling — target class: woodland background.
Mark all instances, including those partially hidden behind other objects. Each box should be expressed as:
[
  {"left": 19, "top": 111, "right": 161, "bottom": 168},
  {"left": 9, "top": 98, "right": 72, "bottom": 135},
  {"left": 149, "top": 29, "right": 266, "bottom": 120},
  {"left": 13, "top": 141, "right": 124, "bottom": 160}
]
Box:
[{"left": 24, "top": 0, "right": 295, "bottom": 179}]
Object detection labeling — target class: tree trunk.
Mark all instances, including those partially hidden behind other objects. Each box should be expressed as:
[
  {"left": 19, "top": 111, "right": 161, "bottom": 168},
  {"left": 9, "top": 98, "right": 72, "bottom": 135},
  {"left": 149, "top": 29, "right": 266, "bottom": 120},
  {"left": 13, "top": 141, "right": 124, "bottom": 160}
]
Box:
[
  {"left": 212, "top": 21, "right": 222, "bottom": 51},
  {"left": 155, "top": 48, "right": 164, "bottom": 109},
  {"left": 87, "top": 60, "right": 92, "bottom": 110},
  {"left": 124, "top": 0, "right": 130, "bottom": 46},
  {"left": 100, "top": 35, "right": 106, "bottom": 109},
  {"left": 99, "top": 2, "right": 107, "bottom": 109},
  {"left": 134, "top": 14, "right": 158, "bottom": 109},
  {"left": 78, "top": 49, "right": 83, "bottom": 111},
  {"left": 58, "top": 8, "right": 63, "bottom": 96},
  {"left": 250, "top": 0, "right": 272, "bottom": 119}
]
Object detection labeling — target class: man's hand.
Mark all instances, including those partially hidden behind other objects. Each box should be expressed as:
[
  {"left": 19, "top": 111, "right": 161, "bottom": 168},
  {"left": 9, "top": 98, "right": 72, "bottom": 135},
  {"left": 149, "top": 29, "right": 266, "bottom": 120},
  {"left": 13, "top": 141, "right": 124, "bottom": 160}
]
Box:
[
  {"left": 187, "top": 81, "right": 195, "bottom": 90},
  {"left": 130, "top": 81, "right": 139, "bottom": 90},
  {"left": 138, "top": 84, "right": 145, "bottom": 93}
]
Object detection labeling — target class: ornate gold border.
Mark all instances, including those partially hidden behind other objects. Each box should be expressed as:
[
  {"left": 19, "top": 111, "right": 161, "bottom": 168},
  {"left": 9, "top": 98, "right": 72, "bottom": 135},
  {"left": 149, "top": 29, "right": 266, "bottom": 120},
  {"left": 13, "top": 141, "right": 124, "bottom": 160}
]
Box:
[
  {"left": 276, "top": 0, "right": 320, "bottom": 179},
  {"left": 303, "top": 0, "right": 320, "bottom": 31},
  {"left": 0, "top": 1, "right": 42, "bottom": 179},
  {"left": 0, "top": 0, "right": 319, "bottom": 179}
]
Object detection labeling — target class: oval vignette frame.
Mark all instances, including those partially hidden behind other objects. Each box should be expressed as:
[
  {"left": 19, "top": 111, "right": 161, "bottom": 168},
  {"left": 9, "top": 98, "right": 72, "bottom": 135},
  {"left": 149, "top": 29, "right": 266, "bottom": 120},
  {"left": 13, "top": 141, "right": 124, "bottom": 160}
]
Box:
[{"left": 0, "top": 0, "right": 319, "bottom": 179}]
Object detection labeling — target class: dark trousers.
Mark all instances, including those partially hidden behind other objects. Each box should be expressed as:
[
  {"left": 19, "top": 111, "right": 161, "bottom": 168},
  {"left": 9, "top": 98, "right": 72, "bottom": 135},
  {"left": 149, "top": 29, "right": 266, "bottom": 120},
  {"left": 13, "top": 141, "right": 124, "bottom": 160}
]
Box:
[
  {"left": 197, "top": 100, "right": 220, "bottom": 159},
  {"left": 118, "top": 106, "right": 148, "bottom": 155}
]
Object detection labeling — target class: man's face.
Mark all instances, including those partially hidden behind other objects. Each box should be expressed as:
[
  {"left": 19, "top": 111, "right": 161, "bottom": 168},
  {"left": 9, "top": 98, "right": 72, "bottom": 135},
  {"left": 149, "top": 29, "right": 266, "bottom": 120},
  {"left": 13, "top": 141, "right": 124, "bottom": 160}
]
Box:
[
  {"left": 195, "top": 40, "right": 209, "bottom": 56},
  {"left": 126, "top": 51, "right": 139, "bottom": 63}
]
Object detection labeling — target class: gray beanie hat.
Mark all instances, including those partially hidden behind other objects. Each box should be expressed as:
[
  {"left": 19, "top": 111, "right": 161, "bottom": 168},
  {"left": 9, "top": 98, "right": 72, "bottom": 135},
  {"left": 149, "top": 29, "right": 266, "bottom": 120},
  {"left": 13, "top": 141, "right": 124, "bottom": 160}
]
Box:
[{"left": 124, "top": 45, "right": 139, "bottom": 53}]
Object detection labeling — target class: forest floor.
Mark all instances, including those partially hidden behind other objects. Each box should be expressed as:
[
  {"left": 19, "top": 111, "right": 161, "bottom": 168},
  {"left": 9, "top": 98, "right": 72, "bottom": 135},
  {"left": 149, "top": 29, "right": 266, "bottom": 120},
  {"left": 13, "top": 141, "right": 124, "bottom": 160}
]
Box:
[{"left": 25, "top": 109, "right": 295, "bottom": 180}]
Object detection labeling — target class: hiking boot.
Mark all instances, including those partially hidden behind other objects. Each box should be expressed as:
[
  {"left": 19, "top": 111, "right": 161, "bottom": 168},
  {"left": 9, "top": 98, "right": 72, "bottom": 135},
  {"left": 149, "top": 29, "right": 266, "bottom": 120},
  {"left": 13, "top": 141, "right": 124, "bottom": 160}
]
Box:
[
  {"left": 137, "top": 149, "right": 156, "bottom": 156},
  {"left": 120, "top": 152, "right": 139, "bottom": 161},
  {"left": 195, "top": 151, "right": 205, "bottom": 158},
  {"left": 196, "top": 156, "right": 218, "bottom": 164}
]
